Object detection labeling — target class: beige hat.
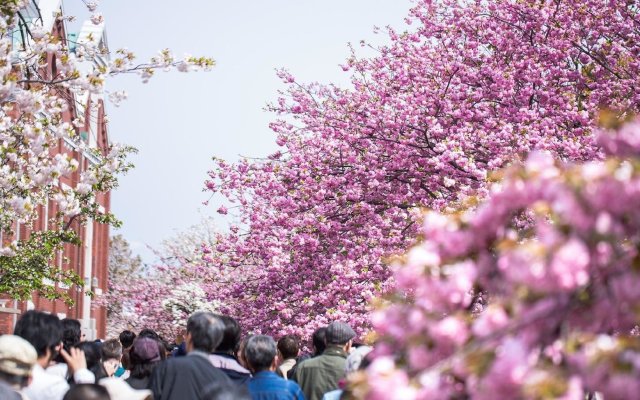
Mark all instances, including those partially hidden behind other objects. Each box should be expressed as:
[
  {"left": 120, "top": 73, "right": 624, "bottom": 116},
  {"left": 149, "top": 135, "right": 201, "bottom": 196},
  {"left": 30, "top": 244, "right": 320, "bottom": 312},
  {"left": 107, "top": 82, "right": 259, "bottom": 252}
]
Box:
[
  {"left": 100, "top": 377, "right": 153, "bottom": 400},
  {"left": 0, "top": 334, "right": 37, "bottom": 377}
]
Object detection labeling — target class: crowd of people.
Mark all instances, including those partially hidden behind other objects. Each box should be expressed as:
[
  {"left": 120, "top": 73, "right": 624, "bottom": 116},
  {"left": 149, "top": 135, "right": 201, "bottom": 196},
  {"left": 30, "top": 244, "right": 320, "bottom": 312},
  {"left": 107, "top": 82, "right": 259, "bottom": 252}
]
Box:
[{"left": 0, "top": 310, "right": 372, "bottom": 400}]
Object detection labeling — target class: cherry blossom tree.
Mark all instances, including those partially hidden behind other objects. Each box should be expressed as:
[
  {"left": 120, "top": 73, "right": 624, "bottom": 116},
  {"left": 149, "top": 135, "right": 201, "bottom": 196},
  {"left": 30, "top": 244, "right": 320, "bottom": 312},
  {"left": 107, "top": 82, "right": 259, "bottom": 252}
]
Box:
[
  {"left": 0, "top": 0, "right": 213, "bottom": 303},
  {"left": 205, "top": 0, "right": 640, "bottom": 336},
  {"left": 105, "top": 234, "right": 143, "bottom": 335},
  {"left": 102, "top": 219, "right": 222, "bottom": 339},
  {"left": 351, "top": 116, "right": 640, "bottom": 399}
]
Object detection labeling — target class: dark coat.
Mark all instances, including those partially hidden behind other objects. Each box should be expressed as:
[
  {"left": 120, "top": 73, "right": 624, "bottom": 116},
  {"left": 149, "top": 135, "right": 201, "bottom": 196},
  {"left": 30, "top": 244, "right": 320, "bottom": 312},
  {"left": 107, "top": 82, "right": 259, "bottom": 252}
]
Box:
[
  {"left": 125, "top": 375, "right": 150, "bottom": 390},
  {"left": 149, "top": 351, "right": 232, "bottom": 400}
]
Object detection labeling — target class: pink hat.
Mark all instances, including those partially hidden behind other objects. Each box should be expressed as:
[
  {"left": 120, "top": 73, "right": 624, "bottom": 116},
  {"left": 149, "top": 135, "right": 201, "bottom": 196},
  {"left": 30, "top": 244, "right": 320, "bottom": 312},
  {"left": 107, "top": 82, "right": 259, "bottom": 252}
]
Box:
[{"left": 131, "top": 337, "right": 162, "bottom": 363}]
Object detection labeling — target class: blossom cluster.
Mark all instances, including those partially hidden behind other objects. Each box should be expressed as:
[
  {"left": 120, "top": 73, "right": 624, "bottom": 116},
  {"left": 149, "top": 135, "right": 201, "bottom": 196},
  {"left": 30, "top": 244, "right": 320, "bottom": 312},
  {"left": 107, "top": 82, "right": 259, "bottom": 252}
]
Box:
[
  {"left": 0, "top": 1, "right": 213, "bottom": 300},
  {"left": 203, "top": 0, "right": 640, "bottom": 337},
  {"left": 101, "top": 219, "right": 224, "bottom": 339},
  {"left": 106, "top": 272, "right": 221, "bottom": 339},
  {"left": 355, "top": 119, "right": 640, "bottom": 399}
]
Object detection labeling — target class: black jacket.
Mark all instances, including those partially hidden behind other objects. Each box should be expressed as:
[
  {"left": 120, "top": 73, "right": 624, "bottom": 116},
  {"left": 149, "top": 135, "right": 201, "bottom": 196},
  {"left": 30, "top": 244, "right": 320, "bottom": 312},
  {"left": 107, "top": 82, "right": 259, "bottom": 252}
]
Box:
[{"left": 149, "top": 351, "right": 232, "bottom": 400}]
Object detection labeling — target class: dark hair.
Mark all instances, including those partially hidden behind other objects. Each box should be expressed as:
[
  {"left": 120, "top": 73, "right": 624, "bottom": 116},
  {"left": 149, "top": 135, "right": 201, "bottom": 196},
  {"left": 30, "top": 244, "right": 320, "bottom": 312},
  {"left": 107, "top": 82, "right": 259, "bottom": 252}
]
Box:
[
  {"left": 236, "top": 334, "right": 253, "bottom": 369},
  {"left": 312, "top": 327, "right": 327, "bottom": 356},
  {"left": 77, "top": 341, "right": 102, "bottom": 370},
  {"left": 121, "top": 349, "right": 132, "bottom": 370},
  {"left": 215, "top": 315, "right": 241, "bottom": 353},
  {"left": 277, "top": 335, "right": 299, "bottom": 360},
  {"left": 0, "top": 370, "right": 29, "bottom": 388},
  {"left": 138, "top": 329, "right": 160, "bottom": 341},
  {"left": 158, "top": 339, "right": 168, "bottom": 361},
  {"left": 244, "top": 335, "right": 276, "bottom": 372},
  {"left": 119, "top": 330, "right": 136, "bottom": 348},
  {"left": 160, "top": 339, "right": 173, "bottom": 357},
  {"left": 53, "top": 318, "right": 82, "bottom": 363},
  {"left": 73, "top": 342, "right": 108, "bottom": 382},
  {"left": 61, "top": 319, "right": 82, "bottom": 349},
  {"left": 14, "top": 310, "right": 62, "bottom": 359},
  {"left": 129, "top": 361, "right": 156, "bottom": 380},
  {"left": 101, "top": 339, "right": 122, "bottom": 360},
  {"left": 187, "top": 312, "right": 224, "bottom": 353},
  {"left": 62, "top": 384, "right": 110, "bottom": 400}
]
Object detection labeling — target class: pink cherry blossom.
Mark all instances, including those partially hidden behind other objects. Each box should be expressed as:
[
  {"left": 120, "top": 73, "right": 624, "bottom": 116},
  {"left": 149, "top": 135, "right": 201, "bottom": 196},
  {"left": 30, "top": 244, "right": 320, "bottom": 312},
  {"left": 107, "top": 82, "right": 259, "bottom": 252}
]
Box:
[
  {"left": 356, "top": 119, "right": 640, "bottom": 398},
  {"left": 201, "top": 0, "right": 640, "bottom": 340}
]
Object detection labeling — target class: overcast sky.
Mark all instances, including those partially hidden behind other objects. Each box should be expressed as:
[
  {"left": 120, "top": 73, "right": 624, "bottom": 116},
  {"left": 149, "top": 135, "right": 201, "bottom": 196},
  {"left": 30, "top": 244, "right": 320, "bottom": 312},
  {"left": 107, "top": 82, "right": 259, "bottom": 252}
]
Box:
[{"left": 64, "top": 0, "right": 414, "bottom": 262}]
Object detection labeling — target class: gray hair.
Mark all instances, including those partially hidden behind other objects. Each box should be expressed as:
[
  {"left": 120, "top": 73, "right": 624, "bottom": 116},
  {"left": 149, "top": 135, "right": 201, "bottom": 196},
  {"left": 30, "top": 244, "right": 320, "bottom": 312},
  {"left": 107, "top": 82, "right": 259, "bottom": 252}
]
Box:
[
  {"left": 187, "top": 312, "right": 224, "bottom": 353},
  {"left": 244, "top": 335, "right": 276, "bottom": 372}
]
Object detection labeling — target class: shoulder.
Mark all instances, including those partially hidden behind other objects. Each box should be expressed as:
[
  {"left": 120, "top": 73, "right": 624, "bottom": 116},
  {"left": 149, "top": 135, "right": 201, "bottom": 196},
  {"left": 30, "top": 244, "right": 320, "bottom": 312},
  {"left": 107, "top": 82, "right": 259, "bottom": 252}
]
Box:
[
  {"left": 286, "top": 378, "right": 303, "bottom": 390},
  {"left": 165, "top": 355, "right": 206, "bottom": 369},
  {"left": 24, "top": 368, "right": 69, "bottom": 399},
  {"left": 297, "top": 356, "right": 321, "bottom": 369}
]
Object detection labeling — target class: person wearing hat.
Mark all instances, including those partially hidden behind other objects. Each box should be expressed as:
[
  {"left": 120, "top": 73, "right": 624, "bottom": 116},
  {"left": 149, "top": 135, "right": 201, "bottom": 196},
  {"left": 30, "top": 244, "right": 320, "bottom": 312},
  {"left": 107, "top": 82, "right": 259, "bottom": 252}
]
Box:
[
  {"left": 293, "top": 321, "right": 356, "bottom": 400},
  {"left": 0, "top": 334, "right": 38, "bottom": 400},
  {"left": 126, "top": 337, "right": 163, "bottom": 390}
]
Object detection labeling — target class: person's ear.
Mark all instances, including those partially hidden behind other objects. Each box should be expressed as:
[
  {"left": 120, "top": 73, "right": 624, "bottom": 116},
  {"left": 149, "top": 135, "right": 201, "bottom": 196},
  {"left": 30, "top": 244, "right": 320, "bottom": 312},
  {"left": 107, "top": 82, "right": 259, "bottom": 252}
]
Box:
[{"left": 345, "top": 340, "right": 353, "bottom": 353}]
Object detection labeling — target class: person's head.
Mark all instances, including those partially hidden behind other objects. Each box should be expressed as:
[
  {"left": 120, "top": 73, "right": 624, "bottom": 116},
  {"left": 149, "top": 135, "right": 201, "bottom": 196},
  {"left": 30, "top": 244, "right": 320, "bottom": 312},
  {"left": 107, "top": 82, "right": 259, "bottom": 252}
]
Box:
[
  {"left": 61, "top": 319, "right": 82, "bottom": 350},
  {"left": 119, "top": 330, "right": 136, "bottom": 349},
  {"left": 277, "top": 335, "right": 299, "bottom": 361},
  {"left": 54, "top": 318, "right": 82, "bottom": 364},
  {"left": 138, "top": 329, "right": 160, "bottom": 341},
  {"left": 102, "top": 339, "right": 122, "bottom": 361},
  {"left": 101, "top": 339, "right": 122, "bottom": 377},
  {"left": 186, "top": 312, "right": 224, "bottom": 353},
  {"left": 74, "top": 341, "right": 108, "bottom": 381},
  {"left": 14, "top": 311, "right": 62, "bottom": 365},
  {"left": 160, "top": 339, "right": 174, "bottom": 359},
  {"left": 129, "top": 337, "right": 162, "bottom": 379},
  {"left": 62, "top": 384, "right": 110, "bottom": 400},
  {"left": 236, "top": 335, "right": 253, "bottom": 369},
  {"left": 76, "top": 341, "right": 102, "bottom": 370},
  {"left": 244, "top": 335, "right": 277, "bottom": 373},
  {"left": 325, "top": 321, "right": 356, "bottom": 351},
  {"left": 214, "top": 315, "right": 241, "bottom": 354},
  {"left": 312, "top": 327, "right": 327, "bottom": 356},
  {"left": 0, "top": 334, "right": 38, "bottom": 389}
]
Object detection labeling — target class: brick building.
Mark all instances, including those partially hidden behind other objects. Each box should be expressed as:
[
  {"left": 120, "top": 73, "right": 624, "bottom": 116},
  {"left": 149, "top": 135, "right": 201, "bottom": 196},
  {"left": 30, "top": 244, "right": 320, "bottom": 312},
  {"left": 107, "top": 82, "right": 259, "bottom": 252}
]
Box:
[{"left": 0, "top": 0, "right": 111, "bottom": 339}]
